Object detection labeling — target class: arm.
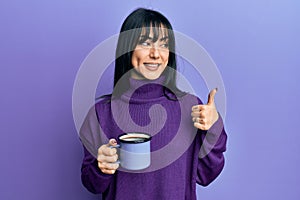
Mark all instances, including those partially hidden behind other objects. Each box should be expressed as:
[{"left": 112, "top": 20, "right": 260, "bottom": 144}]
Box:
[
  {"left": 190, "top": 89, "right": 227, "bottom": 186},
  {"left": 196, "top": 115, "right": 227, "bottom": 186},
  {"left": 81, "top": 146, "right": 114, "bottom": 194},
  {"left": 79, "top": 105, "right": 116, "bottom": 193}
]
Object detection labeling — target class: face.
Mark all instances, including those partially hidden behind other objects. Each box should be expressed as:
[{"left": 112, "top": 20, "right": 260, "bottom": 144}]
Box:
[{"left": 131, "top": 26, "right": 169, "bottom": 80}]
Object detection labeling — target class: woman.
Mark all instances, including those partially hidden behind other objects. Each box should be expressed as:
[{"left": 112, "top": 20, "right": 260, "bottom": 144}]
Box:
[{"left": 80, "top": 8, "right": 227, "bottom": 200}]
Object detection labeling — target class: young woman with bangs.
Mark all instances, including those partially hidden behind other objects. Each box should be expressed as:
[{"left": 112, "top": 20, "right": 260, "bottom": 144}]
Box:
[{"left": 80, "top": 8, "right": 227, "bottom": 200}]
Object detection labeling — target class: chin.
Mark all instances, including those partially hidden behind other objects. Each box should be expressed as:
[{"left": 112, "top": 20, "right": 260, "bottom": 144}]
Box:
[
  {"left": 131, "top": 68, "right": 164, "bottom": 80},
  {"left": 143, "top": 74, "right": 162, "bottom": 80}
]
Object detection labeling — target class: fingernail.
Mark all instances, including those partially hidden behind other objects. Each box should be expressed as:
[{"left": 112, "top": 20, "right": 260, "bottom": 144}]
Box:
[{"left": 110, "top": 139, "right": 116, "bottom": 144}]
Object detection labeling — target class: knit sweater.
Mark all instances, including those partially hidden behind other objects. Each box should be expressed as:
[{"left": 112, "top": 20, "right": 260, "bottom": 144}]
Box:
[{"left": 80, "top": 77, "right": 227, "bottom": 200}]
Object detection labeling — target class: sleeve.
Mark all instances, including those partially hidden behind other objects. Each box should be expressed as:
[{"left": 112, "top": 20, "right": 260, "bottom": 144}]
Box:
[
  {"left": 81, "top": 145, "right": 114, "bottom": 194},
  {"left": 196, "top": 114, "right": 227, "bottom": 186},
  {"left": 79, "top": 104, "right": 114, "bottom": 194}
]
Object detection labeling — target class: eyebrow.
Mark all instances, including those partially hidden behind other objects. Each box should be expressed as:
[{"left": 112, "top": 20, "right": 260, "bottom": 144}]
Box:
[
  {"left": 159, "top": 36, "right": 169, "bottom": 41},
  {"left": 140, "top": 35, "right": 169, "bottom": 41}
]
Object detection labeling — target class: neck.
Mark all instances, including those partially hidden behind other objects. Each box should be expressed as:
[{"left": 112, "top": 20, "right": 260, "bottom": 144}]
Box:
[{"left": 124, "top": 76, "right": 166, "bottom": 100}]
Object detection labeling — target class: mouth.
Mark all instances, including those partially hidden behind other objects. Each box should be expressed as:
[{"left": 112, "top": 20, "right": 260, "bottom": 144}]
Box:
[{"left": 144, "top": 63, "right": 161, "bottom": 71}]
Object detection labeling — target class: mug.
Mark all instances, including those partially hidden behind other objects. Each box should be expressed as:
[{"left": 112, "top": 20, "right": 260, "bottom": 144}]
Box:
[{"left": 112, "top": 132, "right": 152, "bottom": 171}]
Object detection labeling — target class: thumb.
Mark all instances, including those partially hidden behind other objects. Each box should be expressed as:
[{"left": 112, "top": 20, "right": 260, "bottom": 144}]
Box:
[
  {"left": 207, "top": 88, "right": 218, "bottom": 105},
  {"left": 108, "top": 138, "right": 117, "bottom": 146}
]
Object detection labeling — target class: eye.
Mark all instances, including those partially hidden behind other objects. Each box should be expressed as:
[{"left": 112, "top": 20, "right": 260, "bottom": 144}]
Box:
[
  {"left": 138, "top": 38, "right": 151, "bottom": 47},
  {"left": 160, "top": 43, "right": 169, "bottom": 49},
  {"left": 141, "top": 42, "right": 150, "bottom": 46}
]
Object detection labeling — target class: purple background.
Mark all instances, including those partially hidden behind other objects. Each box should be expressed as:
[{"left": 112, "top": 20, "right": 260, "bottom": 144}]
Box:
[{"left": 1, "top": 0, "right": 299, "bottom": 199}]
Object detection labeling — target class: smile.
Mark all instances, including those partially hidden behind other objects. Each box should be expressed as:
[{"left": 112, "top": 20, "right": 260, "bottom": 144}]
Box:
[{"left": 144, "top": 63, "right": 161, "bottom": 71}]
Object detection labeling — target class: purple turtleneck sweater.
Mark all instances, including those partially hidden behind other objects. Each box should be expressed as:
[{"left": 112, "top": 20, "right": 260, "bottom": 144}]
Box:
[{"left": 80, "top": 77, "right": 227, "bottom": 200}]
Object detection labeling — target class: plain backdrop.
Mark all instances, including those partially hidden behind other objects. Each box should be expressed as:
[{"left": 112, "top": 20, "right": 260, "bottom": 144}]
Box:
[{"left": 0, "top": 0, "right": 299, "bottom": 199}]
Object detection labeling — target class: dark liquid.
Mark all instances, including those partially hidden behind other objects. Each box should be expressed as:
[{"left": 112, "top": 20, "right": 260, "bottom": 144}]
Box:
[{"left": 119, "top": 133, "right": 151, "bottom": 143}]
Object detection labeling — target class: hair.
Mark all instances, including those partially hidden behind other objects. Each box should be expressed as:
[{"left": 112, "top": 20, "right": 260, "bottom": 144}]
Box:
[{"left": 102, "top": 8, "right": 185, "bottom": 100}]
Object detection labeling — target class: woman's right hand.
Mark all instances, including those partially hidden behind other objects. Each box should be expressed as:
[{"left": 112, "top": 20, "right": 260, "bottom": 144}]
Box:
[{"left": 97, "top": 138, "right": 119, "bottom": 174}]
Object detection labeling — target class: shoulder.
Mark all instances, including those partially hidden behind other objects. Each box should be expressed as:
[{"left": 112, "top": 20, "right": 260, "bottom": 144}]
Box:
[
  {"left": 95, "top": 94, "right": 112, "bottom": 105},
  {"left": 164, "top": 93, "right": 203, "bottom": 114},
  {"left": 180, "top": 93, "right": 203, "bottom": 106},
  {"left": 94, "top": 95, "right": 112, "bottom": 114}
]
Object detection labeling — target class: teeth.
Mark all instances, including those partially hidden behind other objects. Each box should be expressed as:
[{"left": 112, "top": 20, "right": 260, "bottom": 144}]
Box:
[{"left": 144, "top": 63, "right": 159, "bottom": 67}]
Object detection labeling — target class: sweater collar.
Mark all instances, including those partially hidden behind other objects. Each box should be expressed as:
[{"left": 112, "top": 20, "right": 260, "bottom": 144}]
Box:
[{"left": 124, "top": 76, "right": 165, "bottom": 100}]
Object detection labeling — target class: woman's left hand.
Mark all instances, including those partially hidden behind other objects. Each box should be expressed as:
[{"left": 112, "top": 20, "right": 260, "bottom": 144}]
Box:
[{"left": 191, "top": 88, "right": 219, "bottom": 130}]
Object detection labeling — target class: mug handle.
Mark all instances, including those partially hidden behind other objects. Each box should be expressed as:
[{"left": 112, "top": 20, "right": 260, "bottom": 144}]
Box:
[
  {"left": 109, "top": 144, "right": 121, "bottom": 149},
  {"left": 109, "top": 144, "right": 121, "bottom": 164}
]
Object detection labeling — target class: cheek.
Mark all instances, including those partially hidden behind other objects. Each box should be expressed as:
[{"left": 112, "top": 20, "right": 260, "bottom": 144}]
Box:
[
  {"left": 131, "top": 50, "right": 144, "bottom": 67},
  {"left": 131, "top": 53, "right": 138, "bottom": 68},
  {"left": 162, "top": 51, "right": 169, "bottom": 65}
]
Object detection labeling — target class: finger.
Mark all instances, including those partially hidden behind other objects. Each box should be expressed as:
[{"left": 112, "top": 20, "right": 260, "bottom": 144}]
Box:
[
  {"left": 108, "top": 138, "right": 117, "bottom": 147},
  {"left": 192, "top": 117, "right": 202, "bottom": 124},
  {"left": 98, "top": 162, "right": 119, "bottom": 174},
  {"left": 197, "top": 117, "right": 207, "bottom": 124},
  {"left": 207, "top": 88, "right": 218, "bottom": 105},
  {"left": 101, "top": 168, "right": 117, "bottom": 175},
  {"left": 98, "top": 162, "right": 120, "bottom": 171},
  {"left": 97, "top": 154, "right": 118, "bottom": 163},
  {"left": 191, "top": 111, "right": 201, "bottom": 118},
  {"left": 192, "top": 105, "right": 199, "bottom": 111},
  {"left": 200, "top": 118, "right": 206, "bottom": 124},
  {"left": 192, "top": 117, "right": 198, "bottom": 122},
  {"left": 192, "top": 104, "right": 209, "bottom": 113},
  {"left": 192, "top": 104, "right": 205, "bottom": 111},
  {"left": 107, "top": 162, "right": 120, "bottom": 170},
  {"left": 102, "top": 145, "right": 117, "bottom": 156},
  {"left": 100, "top": 138, "right": 118, "bottom": 156},
  {"left": 191, "top": 110, "right": 207, "bottom": 118},
  {"left": 194, "top": 122, "right": 208, "bottom": 131},
  {"left": 98, "top": 139, "right": 118, "bottom": 155}
]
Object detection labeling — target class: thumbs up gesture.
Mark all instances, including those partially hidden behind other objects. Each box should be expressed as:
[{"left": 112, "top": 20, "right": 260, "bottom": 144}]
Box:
[{"left": 191, "top": 88, "right": 219, "bottom": 130}]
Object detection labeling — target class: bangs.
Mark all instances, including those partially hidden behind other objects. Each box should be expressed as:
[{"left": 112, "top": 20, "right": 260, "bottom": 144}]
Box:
[{"left": 140, "top": 22, "right": 169, "bottom": 42}]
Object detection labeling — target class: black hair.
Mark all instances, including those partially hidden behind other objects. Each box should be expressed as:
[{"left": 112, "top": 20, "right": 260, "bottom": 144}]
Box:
[{"left": 100, "top": 8, "right": 185, "bottom": 101}]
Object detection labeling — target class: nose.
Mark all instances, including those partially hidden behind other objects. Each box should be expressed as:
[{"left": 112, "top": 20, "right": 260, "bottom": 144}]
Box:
[{"left": 149, "top": 47, "right": 160, "bottom": 59}]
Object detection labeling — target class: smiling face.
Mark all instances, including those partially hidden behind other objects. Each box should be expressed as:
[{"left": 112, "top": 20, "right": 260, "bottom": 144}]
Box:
[{"left": 131, "top": 26, "right": 169, "bottom": 80}]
